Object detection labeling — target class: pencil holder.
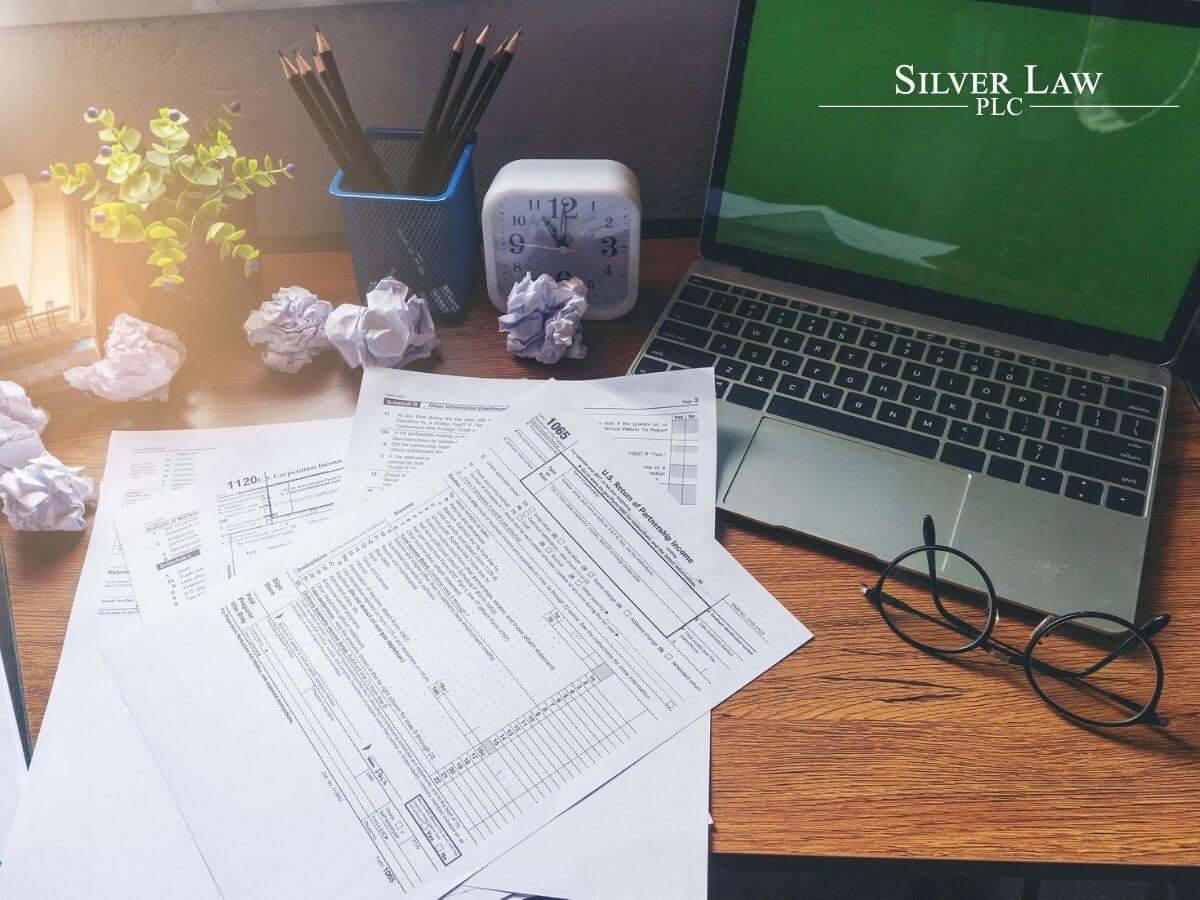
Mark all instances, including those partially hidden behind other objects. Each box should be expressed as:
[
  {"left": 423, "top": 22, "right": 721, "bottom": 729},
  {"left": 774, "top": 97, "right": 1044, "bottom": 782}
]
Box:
[{"left": 329, "top": 128, "right": 476, "bottom": 322}]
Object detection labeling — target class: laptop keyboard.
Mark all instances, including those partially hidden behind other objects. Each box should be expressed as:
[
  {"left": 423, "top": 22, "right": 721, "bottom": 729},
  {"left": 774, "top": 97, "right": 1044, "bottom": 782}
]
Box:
[{"left": 631, "top": 275, "right": 1166, "bottom": 518}]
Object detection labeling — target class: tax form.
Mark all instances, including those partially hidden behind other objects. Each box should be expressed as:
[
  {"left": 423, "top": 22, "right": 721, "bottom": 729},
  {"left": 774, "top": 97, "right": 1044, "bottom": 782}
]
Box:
[
  {"left": 0, "top": 419, "right": 352, "bottom": 898},
  {"left": 104, "top": 389, "right": 811, "bottom": 899}
]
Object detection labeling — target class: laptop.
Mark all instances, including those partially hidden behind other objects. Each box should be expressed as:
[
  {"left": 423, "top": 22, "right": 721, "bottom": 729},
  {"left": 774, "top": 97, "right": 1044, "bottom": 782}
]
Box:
[{"left": 629, "top": 0, "right": 1200, "bottom": 623}]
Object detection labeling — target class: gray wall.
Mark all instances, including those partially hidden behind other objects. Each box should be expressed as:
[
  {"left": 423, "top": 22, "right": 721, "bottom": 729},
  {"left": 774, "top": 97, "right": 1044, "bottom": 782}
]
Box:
[{"left": 1, "top": 0, "right": 736, "bottom": 239}]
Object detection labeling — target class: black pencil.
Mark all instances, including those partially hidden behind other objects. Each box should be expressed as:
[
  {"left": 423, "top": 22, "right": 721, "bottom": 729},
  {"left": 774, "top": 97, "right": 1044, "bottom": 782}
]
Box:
[
  {"left": 434, "top": 24, "right": 490, "bottom": 157},
  {"left": 432, "top": 30, "right": 519, "bottom": 190},
  {"left": 294, "top": 52, "right": 371, "bottom": 189},
  {"left": 407, "top": 27, "right": 466, "bottom": 193},
  {"left": 314, "top": 28, "right": 394, "bottom": 193},
  {"left": 280, "top": 52, "right": 360, "bottom": 187},
  {"left": 443, "top": 39, "right": 503, "bottom": 158}
]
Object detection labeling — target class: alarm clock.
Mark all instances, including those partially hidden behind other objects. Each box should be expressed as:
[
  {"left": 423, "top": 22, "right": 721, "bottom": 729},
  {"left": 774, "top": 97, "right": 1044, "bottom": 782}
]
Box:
[{"left": 482, "top": 159, "right": 641, "bottom": 319}]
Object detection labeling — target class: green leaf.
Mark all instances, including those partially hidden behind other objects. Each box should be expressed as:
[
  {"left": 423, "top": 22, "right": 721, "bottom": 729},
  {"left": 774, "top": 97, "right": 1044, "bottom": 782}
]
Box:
[
  {"left": 220, "top": 240, "right": 233, "bottom": 262},
  {"left": 146, "top": 223, "right": 177, "bottom": 240},
  {"left": 194, "top": 167, "right": 220, "bottom": 186},
  {"left": 232, "top": 243, "right": 255, "bottom": 260},
  {"left": 227, "top": 229, "right": 245, "bottom": 241},
  {"left": 115, "top": 214, "right": 145, "bottom": 243},
  {"left": 194, "top": 197, "right": 222, "bottom": 224},
  {"left": 119, "top": 126, "right": 142, "bottom": 153},
  {"left": 165, "top": 217, "right": 191, "bottom": 240},
  {"left": 206, "top": 221, "right": 228, "bottom": 242},
  {"left": 232, "top": 157, "right": 249, "bottom": 179},
  {"left": 224, "top": 186, "right": 248, "bottom": 200},
  {"left": 146, "top": 149, "right": 170, "bottom": 167}
]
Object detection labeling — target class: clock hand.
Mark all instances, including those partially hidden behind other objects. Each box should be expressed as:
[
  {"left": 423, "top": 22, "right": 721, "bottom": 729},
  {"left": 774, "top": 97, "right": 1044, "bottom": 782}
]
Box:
[{"left": 541, "top": 215, "right": 563, "bottom": 246}]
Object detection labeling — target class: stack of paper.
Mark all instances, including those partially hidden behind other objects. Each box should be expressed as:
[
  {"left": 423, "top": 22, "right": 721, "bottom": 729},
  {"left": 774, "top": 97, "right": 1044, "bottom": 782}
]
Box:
[{"left": 0, "top": 369, "right": 810, "bottom": 898}]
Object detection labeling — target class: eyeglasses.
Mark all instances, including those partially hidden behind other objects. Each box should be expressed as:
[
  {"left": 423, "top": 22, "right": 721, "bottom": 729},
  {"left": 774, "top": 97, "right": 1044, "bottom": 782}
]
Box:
[{"left": 861, "top": 515, "right": 1169, "bottom": 729}]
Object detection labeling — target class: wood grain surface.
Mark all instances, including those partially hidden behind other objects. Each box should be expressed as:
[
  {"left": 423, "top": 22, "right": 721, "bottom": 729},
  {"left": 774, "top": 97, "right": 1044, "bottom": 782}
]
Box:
[{"left": 4, "top": 239, "right": 1198, "bottom": 868}]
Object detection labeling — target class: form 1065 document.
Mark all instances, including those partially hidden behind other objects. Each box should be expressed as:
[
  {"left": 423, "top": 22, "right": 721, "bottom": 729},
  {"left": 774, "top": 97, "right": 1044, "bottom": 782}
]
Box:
[{"left": 104, "top": 386, "right": 811, "bottom": 899}]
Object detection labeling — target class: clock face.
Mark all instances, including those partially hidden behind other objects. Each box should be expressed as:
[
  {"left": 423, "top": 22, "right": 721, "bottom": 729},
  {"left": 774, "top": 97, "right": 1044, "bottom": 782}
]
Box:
[{"left": 493, "top": 195, "right": 633, "bottom": 310}]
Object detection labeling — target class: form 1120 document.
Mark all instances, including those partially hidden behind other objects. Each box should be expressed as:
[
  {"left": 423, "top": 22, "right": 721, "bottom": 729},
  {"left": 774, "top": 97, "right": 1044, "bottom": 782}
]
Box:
[{"left": 105, "top": 387, "right": 811, "bottom": 899}]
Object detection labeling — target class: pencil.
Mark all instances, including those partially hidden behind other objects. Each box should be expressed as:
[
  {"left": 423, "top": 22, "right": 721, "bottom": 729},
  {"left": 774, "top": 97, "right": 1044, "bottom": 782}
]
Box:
[
  {"left": 280, "top": 52, "right": 360, "bottom": 187},
  {"left": 407, "top": 27, "right": 466, "bottom": 193},
  {"left": 441, "top": 37, "right": 504, "bottom": 168},
  {"left": 314, "top": 28, "right": 394, "bottom": 193},
  {"left": 431, "top": 30, "right": 519, "bottom": 190},
  {"left": 294, "top": 52, "right": 368, "bottom": 188},
  {"left": 435, "top": 24, "right": 490, "bottom": 154}
]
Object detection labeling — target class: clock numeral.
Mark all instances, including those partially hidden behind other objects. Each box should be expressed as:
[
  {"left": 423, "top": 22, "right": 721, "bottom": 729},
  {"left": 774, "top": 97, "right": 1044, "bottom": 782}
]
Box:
[
  {"left": 600, "top": 236, "right": 619, "bottom": 258},
  {"left": 511, "top": 214, "right": 526, "bottom": 226},
  {"left": 550, "top": 197, "right": 578, "bottom": 219},
  {"left": 509, "top": 234, "right": 525, "bottom": 254},
  {"left": 604, "top": 216, "right": 614, "bottom": 228},
  {"left": 513, "top": 262, "right": 523, "bottom": 273},
  {"left": 604, "top": 265, "right": 612, "bottom": 276}
]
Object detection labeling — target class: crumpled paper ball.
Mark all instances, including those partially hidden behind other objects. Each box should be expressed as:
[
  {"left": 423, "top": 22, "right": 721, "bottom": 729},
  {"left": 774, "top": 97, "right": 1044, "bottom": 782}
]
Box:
[
  {"left": 0, "top": 452, "right": 95, "bottom": 531},
  {"left": 498, "top": 273, "right": 588, "bottom": 364},
  {"left": 244, "top": 286, "right": 333, "bottom": 373},
  {"left": 324, "top": 277, "right": 439, "bottom": 369},
  {"left": 64, "top": 313, "right": 187, "bottom": 402},
  {"left": 0, "top": 380, "right": 49, "bottom": 470}
]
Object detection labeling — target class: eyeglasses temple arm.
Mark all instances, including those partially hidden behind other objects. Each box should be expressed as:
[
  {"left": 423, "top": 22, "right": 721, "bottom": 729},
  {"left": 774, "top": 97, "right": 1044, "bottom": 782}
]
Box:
[{"left": 1035, "top": 613, "right": 1170, "bottom": 679}]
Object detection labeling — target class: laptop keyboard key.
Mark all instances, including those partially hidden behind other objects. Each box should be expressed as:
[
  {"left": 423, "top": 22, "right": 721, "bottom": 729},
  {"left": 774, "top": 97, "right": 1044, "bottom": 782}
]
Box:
[
  {"left": 912, "top": 412, "right": 947, "bottom": 437},
  {"left": 1044, "top": 396, "right": 1080, "bottom": 422},
  {"left": 770, "top": 350, "right": 804, "bottom": 374},
  {"left": 812, "top": 385, "right": 844, "bottom": 408},
  {"left": 868, "top": 376, "right": 902, "bottom": 400},
  {"left": 1082, "top": 405, "right": 1117, "bottom": 431},
  {"left": 860, "top": 330, "right": 892, "bottom": 353},
  {"left": 916, "top": 330, "right": 947, "bottom": 345},
  {"left": 766, "top": 396, "right": 939, "bottom": 459},
  {"left": 941, "top": 443, "right": 985, "bottom": 473},
  {"left": 984, "top": 346, "right": 1016, "bottom": 361},
  {"left": 926, "top": 346, "right": 960, "bottom": 368},
  {"left": 1054, "top": 363, "right": 1088, "bottom": 378},
  {"left": 948, "top": 421, "right": 984, "bottom": 447},
  {"left": 707, "top": 293, "right": 738, "bottom": 313},
  {"left": 646, "top": 339, "right": 716, "bottom": 369},
  {"left": 835, "top": 345, "right": 869, "bottom": 368},
  {"left": 773, "top": 330, "right": 805, "bottom": 352},
  {"left": 884, "top": 323, "right": 914, "bottom": 336},
  {"left": 1061, "top": 449, "right": 1149, "bottom": 491},
  {"left": 902, "top": 385, "right": 936, "bottom": 410},
  {"left": 987, "top": 456, "right": 1024, "bottom": 483},
  {"left": 730, "top": 286, "right": 759, "bottom": 298},
  {"left": 766, "top": 307, "right": 797, "bottom": 328},
  {"left": 805, "top": 337, "right": 835, "bottom": 360},
  {"left": 1019, "top": 354, "right": 1051, "bottom": 369},
  {"left": 868, "top": 354, "right": 902, "bottom": 377},
  {"left": 995, "top": 362, "right": 1030, "bottom": 386},
  {"left": 1105, "top": 387, "right": 1161, "bottom": 419},
  {"left": 972, "top": 403, "right": 1008, "bottom": 429},
  {"left": 727, "top": 384, "right": 768, "bottom": 410},
  {"left": 741, "top": 321, "right": 774, "bottom": 343},
  {"left": 823, "top": 308, "right": 849, "bottom": 321},
  {"left": 935, "top": 370, "right": 970, "bottom": 395},
  {"left": 829, "top": 322, "right": 861, "bottom": 343},
  {"left": 1105, "top": 486, "right": 1146, "bottom": 517},
  {"left": 736, "top": 299, "right": 768, "bottom": 320},
  {"left": 1064, "top": 476, "right": 1103, "bottom": 505},
  {"left": 713, "top": 314, "right": 741, "bottom": 334},
  {"left": 1031, "top": 371, "right": 1066, "bottom": 394},
  {"left": 1009, "top": 413, "right": 1045, "bottom": 438},
  {"left": 709, "top": 334, "right": 742, "bottom": 357},
  {"left": 714, "top": 378, "right": 729, "bottom": 398},
  {"left": 842, "top": 392, "right": 877, "bottom": 418},
  {"left": 937, "top": 395, "right": 971, "bottom": 419},
  {"left": 739, "top": 342, "right": 772, "bottom": 365},
  {"left": 1086, "top": 431, "right": 1152, "bottom": 466},
  {"left": 1067, "top": 379, "right": 1102, "bottom": 403},
  {"left": 777, "top": 375, "right": 810, "bottom": 398},
  {"left": 949, "top": 338, "right": 981, "bottom": 352},
  {"left": 985, "top": 431, "right": 1020, "bottom": 456},
  {"left": 1025, "top": 466, "right": 1063, "bottom": 495},
  {"left": 798, "top": 314, "right": 828, "bottom": 336},
  {"left": 901, "top": 362, "right": 935, "bottom": 386},
  {"left": 961, "top": 354, "right": 994, "bottom": 378},
  {"left": 659, "top": 319, "right": 710, "bottom": 348},
  {"left": 971, "top": 380, "right": 1005, "bottom": 403},
  {"left": 1022, "top": 440, "right": 1058, "bottom": 467},
  {"left": 716, "top": 357, "right": 746, "bottom": 380},
  {"left": 1091, "top": 372, "right": 1123, "bottom": 386},
  {"left": 834, "top": 368, "right": 869, "bottom": 391},
  {"left": 894, "top": 339, "right": 926, "bottom": 360},
  {"left": 877, "top": 402, "right": 911, "bottom": 428},
  {"left": 747, "top": 367, "right": 777, "bottom": 391},
  {"left": 633, "top": 357, "right": 669, "bottom": 375},
  {"left": 853, "top": 315, "right": 882, "bottom": 328},
  {"left": 803, "top": 359, "right": 835, "bottom": 382},
  {"left": 1127, "top": 380, "right": 1163, "bottom": 396},
  {"left": 1047, "top": 422, "right": 1083, "bottom": 448},
  {"left": 678, "top": 284, "right": 708, "bottom": 305},
  {"left": 669, "top": 302, "right": 714, "bottom": 328},
  {"left": 1006, "top": 387, "right": 1040, "bottom": 412},
  {"left": 1119, "top": 414, "right": 1155, "bottom": 441}
]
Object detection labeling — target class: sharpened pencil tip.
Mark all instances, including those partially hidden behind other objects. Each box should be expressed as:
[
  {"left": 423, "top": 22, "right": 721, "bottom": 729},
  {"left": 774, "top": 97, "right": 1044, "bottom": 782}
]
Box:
[
  {"left": 505, "top": 30, "right": 521, "bottom": 52},
  {"left": 453, "top": 30, "right": 465, "bottom": 52},
  {"left": 279, "top": 52, "right": 298, "bottom": 77},
  {"left": 314, "top": 27, "right": 332, "bottom": 54},
  {"left": 294, "top": 51, "right": 312, "bottom": 73},
  {"left": 477, "top": 23, "right": 491, "bottom": 44}
]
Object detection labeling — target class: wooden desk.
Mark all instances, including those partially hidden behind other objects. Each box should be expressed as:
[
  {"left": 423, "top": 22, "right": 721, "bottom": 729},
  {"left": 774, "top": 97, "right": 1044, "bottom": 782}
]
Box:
[{"left": 5, "top": 239, "right": 1199, "bottom": 871}]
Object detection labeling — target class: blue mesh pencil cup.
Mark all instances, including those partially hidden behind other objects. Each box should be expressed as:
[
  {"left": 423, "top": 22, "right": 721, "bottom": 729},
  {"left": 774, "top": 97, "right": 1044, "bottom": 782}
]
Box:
[{"left": 329, "top": 128, "right": 477, "bottom": 322}]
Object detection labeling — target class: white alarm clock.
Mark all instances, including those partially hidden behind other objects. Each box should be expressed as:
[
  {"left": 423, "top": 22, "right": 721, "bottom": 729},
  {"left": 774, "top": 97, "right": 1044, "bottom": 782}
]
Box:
[{"left": 482, "top": 159, "right": 641, "bottom": 319}]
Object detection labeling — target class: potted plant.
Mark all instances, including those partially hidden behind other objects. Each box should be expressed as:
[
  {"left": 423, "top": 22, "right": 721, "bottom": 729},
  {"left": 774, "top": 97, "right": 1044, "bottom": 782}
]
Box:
[{"left": 41, "top": 103, "right": 294, "bottom": 324}]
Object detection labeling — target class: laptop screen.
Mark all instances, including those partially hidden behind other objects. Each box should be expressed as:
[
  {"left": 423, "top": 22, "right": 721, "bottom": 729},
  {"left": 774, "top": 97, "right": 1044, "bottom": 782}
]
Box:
[{"left": 711, "top": 0, "right": 1200, "bottom": 344}]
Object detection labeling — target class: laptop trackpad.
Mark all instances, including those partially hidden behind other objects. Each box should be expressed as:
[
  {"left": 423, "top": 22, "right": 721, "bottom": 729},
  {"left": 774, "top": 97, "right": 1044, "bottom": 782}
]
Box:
[{"left": 723, "top": 417, "right": 971, "bottom": 562}]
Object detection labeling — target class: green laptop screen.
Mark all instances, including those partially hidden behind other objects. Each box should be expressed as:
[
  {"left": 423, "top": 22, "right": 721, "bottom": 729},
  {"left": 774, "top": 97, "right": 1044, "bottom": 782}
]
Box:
[{"left": 715, "top": 0, "right": 1200, "bottom": 342}]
